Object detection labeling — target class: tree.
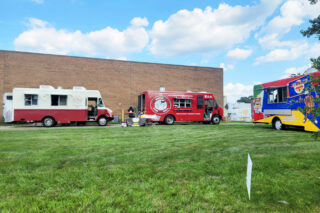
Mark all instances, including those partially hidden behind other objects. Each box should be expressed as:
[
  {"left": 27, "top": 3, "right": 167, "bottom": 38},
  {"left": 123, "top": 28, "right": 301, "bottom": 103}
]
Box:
[
  {"left": 301, "top": 15, "right": 320, "bottom": 39},
  {"left": 308, "top": 0, "right": 318, "bottom": 5},
  {"left": 301, "top": 0, "right": 320, "bottom": 70},
  {"left": 310, "top": 57, "right": 320, "bottom": 70},
  {"left": 237, "top": 96, "right": 253, "bottom": 103}
]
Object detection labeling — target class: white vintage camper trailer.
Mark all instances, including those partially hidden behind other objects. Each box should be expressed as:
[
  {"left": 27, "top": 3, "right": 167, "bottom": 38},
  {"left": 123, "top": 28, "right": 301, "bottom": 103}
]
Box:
[{"left": 2, "top": 85, "right": 113, "bottom": 127}]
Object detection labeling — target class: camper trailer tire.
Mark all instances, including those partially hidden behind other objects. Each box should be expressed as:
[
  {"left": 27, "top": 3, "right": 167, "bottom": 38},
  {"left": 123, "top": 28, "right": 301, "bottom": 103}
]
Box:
[
  {"left": 42, "top": 117, "right": 55, "bottom": 127},
  {"left": 164, "top": 115, "right": 175, "bottom": 125},
  {"left": 98, "top": 116, "right": 108, "bottom": 126},
  {"left": 273, "top": 118, "right": 284, "bottom": 130},
  {"left": 212, "top": 115, "right": 221, "bottom": 125}
]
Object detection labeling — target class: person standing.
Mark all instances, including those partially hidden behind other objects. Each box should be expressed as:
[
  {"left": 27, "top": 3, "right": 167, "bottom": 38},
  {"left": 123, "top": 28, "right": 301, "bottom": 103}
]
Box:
[{"left": 128, "top": 106, "right": 135, "bottom": 118}]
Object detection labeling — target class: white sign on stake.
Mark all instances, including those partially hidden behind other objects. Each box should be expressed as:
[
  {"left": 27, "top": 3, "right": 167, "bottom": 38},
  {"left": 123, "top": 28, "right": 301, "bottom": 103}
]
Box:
[{"left": 246, "top": 153, "right": 253, "bottom": 200}]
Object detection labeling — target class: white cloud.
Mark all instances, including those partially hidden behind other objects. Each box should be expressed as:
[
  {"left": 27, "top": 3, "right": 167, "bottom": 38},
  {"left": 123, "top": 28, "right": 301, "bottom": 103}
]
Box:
[
  {"left": 14, "top": 17, "right": 149, "bottom": 58},
  {"left": 309, "top": 43, "right": 320, "bottom": 59},
  {"left": 149, "top": 0, "right": 282, "bottom": 57},
  {"left": 220, "top": 63, "right": 234, "bottom": 71},
  {"left": 283, "top": 65, "right": 310, "bottom": 78},
  {"left": 254, "top": 0, "right": 320, "bottom": 64},
  {"left": 254, "top": 40, "right": 315, "bottom": 64},
  {"left": 227, "top": 48, "right": 252, "bottom": 60},
  {"left": 116, "top": 57, "right": 127, "bottom": 61},
  {"left": 257, "top": 33, "right": 296, "bottom": 49},
  {"left": 259, "top": 0, "right": 320, "bottom": 38},
  {"left": 31, "top": 0, "right": 44, "bottom": 4},
  {"left": 130, "top": 17, "right": 149, "bottom": 27},
  {"left": 224, "top": 83, "right": 253, "bottom": 103},
  {"left": 27, "top": 18, "right": 48, "bottom": 28}
]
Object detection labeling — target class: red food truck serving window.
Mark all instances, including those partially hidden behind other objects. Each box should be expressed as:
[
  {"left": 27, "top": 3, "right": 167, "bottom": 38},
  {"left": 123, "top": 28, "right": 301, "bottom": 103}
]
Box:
[{"left": 150, "top": 96, "right": 171, "bottom": 114}]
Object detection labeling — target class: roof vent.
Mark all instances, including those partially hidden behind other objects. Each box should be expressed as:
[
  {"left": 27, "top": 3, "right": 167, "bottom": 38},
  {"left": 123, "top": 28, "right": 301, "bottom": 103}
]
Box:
[
  {"left": 57, "top": 86, "right": 63, "bottom": 89},
  {"left": 199, "top": 91, "right": 207, "bottom": 93},
  {"left": 40, "top": 85, "right": 54, "bottom": 90},
  {"left": 160, "top": 87, "right": 165, "bottom": 92},
  {"left": 73, "top": 86, "right": 86, "bottom": 91},
  {"left": 186, "top": 90, "right": 192, "bottom": 93}
]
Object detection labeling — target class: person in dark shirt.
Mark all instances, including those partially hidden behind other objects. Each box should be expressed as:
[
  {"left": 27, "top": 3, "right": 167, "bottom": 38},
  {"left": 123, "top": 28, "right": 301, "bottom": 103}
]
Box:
[{"left": 128, "top": 106, "right": 135, "bottom": 118}]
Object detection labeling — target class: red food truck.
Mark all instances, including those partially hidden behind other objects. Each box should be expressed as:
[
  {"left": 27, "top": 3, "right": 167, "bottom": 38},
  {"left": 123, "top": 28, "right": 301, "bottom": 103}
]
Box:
[{"left": 137, "top": 90, "right": 223, "bottom": 125}]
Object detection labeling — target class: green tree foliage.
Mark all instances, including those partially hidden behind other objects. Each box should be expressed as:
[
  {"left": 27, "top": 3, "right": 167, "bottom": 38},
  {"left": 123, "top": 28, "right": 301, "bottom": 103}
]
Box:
[
  {"left": 301, "top": 0, "right": 319, "bottom": 70},
  {"left": 310, "top": 57, "right": 320, "bottom": 70},
  {"left": 237, "top": 96, "right": 253, "bottom": 103},
  {"left": 309, "top": 0, "right": 318, "bottom": 5},
  {"left": 301, "top": 15, "right": 320, "bottom": 39}
]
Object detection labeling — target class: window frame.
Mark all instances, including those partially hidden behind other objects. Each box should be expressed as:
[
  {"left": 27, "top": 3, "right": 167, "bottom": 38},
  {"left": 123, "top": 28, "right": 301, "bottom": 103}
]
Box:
[
  {"left": 51, "top": 95, "right": 68, "bottom": 106},
  {"left": 197, "top": 96, "right": 203, "bottom": 109},
  {"left": 267, "top": 87, "right": 287, "bottom": 104},
  {"left": 24, "top": 94, "right": 38, "bottom": 106},
  {"left": 174, "top": 98, "right": 192, "bottom": 108},
  {"left": 98, "top": 98, "right": 104, "bottom": 107}
]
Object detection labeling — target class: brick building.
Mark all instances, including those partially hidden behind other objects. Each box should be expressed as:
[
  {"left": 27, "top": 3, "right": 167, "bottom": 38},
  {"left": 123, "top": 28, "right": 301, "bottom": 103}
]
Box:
[{"left": 0, "top": 50, "right": 223, "bottom": 120}]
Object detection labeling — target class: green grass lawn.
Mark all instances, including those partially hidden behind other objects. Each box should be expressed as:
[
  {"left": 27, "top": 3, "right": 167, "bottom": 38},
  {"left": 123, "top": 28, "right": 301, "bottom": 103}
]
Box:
[{"left": 0, "top": 124, "right": 319, "bottom": 212}]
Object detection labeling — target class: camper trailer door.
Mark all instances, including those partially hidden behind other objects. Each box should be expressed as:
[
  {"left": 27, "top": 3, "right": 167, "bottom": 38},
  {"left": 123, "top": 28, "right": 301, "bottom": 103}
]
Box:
[{"left": 3, "top": 93, "right": 13, "bottom": 122}]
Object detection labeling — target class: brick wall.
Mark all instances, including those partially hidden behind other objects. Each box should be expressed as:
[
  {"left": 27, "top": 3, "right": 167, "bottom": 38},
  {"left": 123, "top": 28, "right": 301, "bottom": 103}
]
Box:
[{"left": 0, "top": 50, "right": 223, "bottom": 121}]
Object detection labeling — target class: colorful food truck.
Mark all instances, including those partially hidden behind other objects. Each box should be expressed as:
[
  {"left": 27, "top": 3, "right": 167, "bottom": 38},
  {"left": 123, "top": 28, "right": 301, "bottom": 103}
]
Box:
[
  {"left": 253, "top": 71, "right": 320, "bottom": 132},
  {"left": 137, "top": 90, "right": 223, "bottom": 125},
  {"left": 2, "top": 85, "right": 113, "bottom": 127}
]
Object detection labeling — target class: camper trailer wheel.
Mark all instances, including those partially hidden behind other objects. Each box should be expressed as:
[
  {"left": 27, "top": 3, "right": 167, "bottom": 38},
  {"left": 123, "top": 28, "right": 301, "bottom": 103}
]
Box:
[
  {"left": 212, "top": 115, "right": 221, "bottom": 125},
  {"left": 164, "top": 115, "right": 175, "bottom": 125},
  {"left": 98, "top": 116, "right": 108, "bottom": 126},
  {"left": 43, "top": 117, "right": 55, "bottom": 127},
  {"left": 273, "top": 118, "right": 283, "bottom": 130}
]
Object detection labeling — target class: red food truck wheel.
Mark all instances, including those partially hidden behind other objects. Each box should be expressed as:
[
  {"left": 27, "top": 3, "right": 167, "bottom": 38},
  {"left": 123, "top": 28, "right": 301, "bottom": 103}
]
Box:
[
  {"left": 98, "top": 116, "right": 108, "bottom": 126},
  {"left": 212, "top": 115, "right": 221, "bottom": 125},
  {"left": 164, "top": 115, "right": 175, "bottom": 125},
  {"left": 42, "top": 117, "right": 56, "bottom": 127}
]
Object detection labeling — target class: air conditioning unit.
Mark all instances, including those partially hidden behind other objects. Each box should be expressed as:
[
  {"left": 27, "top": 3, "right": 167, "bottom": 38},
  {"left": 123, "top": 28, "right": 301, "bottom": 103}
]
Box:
[
  {"left": 40, "top": 85, "right": 54, "bottom": 90},
  {"left": 73, "top": 86, "right": 86, "bottom": 91}
]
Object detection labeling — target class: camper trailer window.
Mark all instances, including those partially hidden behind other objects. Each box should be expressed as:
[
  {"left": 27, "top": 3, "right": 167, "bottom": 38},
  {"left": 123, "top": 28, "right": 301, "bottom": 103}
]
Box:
[
  {"left": 174, "top": 99, "right": 192, "bottom": 108},
  {"left": 24, "top": 94, "right": 38, "bottom": 106},
  {"left": 267, "top": 87, "right": 287, "bottom": 103},
  {"left": 51, "top": 95, "right": 67, "bottom": 106},
  {"left": 6, "top": 95, "right": 12, "bottom": 100}
]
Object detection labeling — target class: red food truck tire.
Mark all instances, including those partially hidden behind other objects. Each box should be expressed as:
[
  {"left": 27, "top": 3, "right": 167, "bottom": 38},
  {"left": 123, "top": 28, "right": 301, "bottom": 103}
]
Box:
[
  {"left": 164, "top": 115, "right": 175, "bottom": 125},
  {"left": 42, "top": 116, "right": 56, "bottom": 127},
  {"left": 97, "top": 116, "right": 108, "bottom": 126},
  {"left": 212, "top": 115, "right": 221, "bottom": 125}
]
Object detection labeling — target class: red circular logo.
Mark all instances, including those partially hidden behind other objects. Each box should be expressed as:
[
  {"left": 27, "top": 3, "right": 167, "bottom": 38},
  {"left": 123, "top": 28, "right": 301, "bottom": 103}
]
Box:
[{"left": 150, "top": 96, "right": 171, "bottom": 114}]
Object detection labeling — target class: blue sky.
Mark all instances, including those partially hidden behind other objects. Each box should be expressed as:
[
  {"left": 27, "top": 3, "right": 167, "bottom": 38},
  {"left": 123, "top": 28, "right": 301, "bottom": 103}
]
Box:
[{"left": 1, "top": 0, "right": 320, "bottom": 102}]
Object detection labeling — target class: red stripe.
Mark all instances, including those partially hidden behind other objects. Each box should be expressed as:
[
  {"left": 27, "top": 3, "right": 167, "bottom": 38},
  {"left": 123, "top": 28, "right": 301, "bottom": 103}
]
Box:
[{"left": 14, "top": 109, "right": 88, "bottom": 123}]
